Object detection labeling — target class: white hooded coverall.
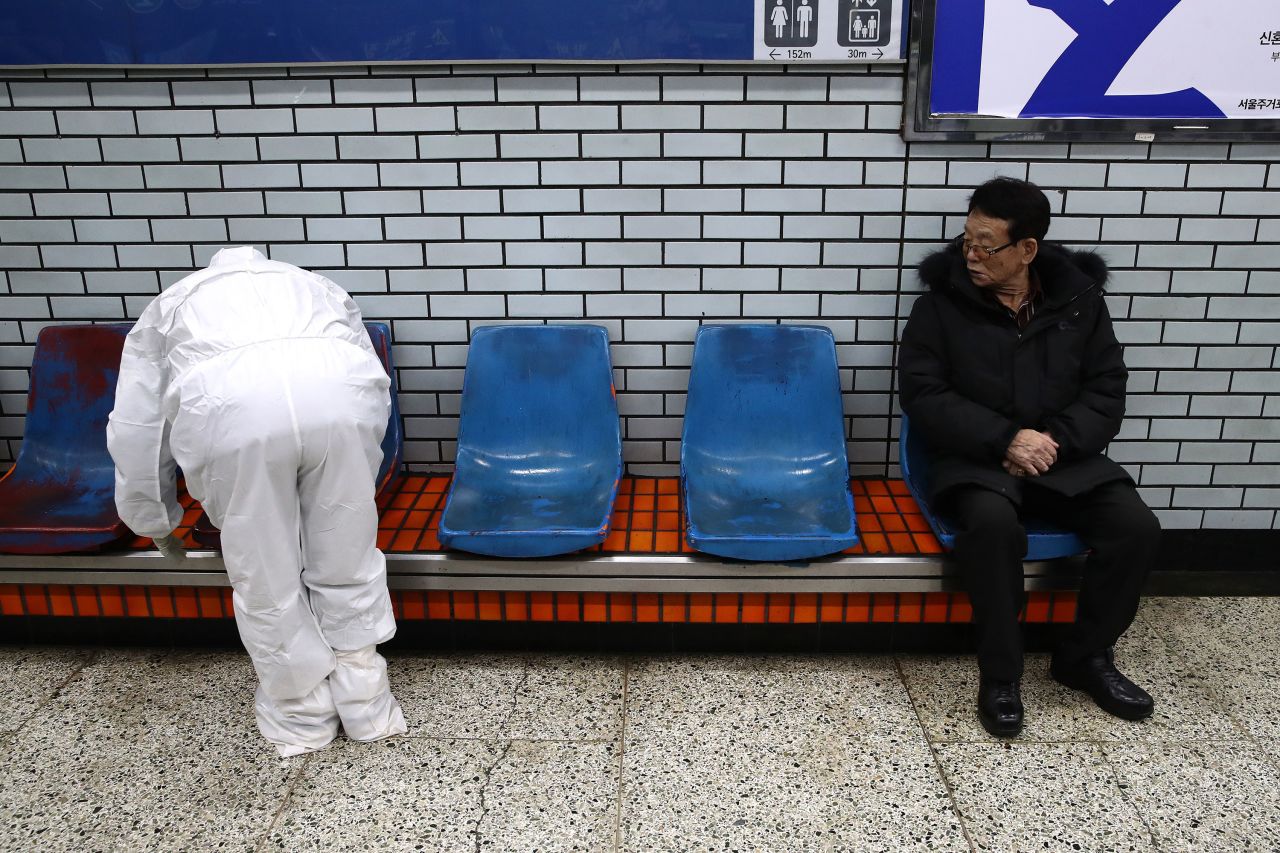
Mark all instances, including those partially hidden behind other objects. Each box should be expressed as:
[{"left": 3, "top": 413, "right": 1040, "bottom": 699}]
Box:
[{"left": 108, "top": 246, "right": 406, "bottom": 756}]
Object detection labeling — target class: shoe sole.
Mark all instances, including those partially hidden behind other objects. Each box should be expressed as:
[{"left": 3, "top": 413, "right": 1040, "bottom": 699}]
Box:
[{"left": 1050, "top": 669, "right": 1154, "bottom": 721}]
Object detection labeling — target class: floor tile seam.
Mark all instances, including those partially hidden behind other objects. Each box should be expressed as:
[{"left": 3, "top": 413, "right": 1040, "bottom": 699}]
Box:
[
  {"left": 1173, "top": 656, "right": 1274, "bottom": 760},
  {"left": 7, "top": 648, "right": 98, "bottom": 738},
  {"left": 1197, "top": 690, "right": 1280, "bottom": 778},
  {"left": 1261, "top": 741, "right": 1280, "bottom": 777},
  {"left": 253, "top": 751, "right": 315, "bottom": 853},
  {"left": 500, "top": 659, "right": 532, "bottom": 731},
  {"left": 926, "top": 736, "right": 1262, "bottom": 747},
  {"left": 892, "top": 656, "right": 979, "bottom": 853},
  {"left": 455, "top": 654, "right": 539, "bottom": 853},
  {"left": 602, "top": 731, "right": 1266, "bottom": 751},
  {"left": 1093, "top": 741, "right": 1165, "bottom": 852},
  {"left": 470, "top": 739, "right": 515, "bottom": 853},
  {"left": 398, "top": 734, "right": 620, "bottom": 744},
  {"left": 1141, "top": 607, "right": 1261, "bottom": 735},
  {"left": 618, "top": 726, "right": 949, "bottom": 750},
  {"left": 612, "top": 658, "right": 629, "bottom": 853}
]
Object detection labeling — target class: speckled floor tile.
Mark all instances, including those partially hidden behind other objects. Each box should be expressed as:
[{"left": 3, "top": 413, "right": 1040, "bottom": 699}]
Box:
[
  {"left": 620, "top": 730, "right": 966, "bottom": 852},
  {"left": 1138, "top": 597, "right": 1280, "bottom": 694},
  {"left": 900, "top": 612, "right": 1242, "bottom": 743},
  {"left": 1231, "top": 704, "right": 1280, "bottom": 770},
  {"left": 24, "top": 647, "right": 261, "bottom": 739},
  {"left": 1140, "top": 596, "right": 1280, "bottom": 672},
  {"left": 0, "top": 648, "right": 296, "bottom": 852},
  {"left": 936, "top": 742, "right": 1155, "bottom": 852},
  {"left": 386, "top": 653, "right": 624, "bottom": 740},
  {"left": 1176, "top": 669, "right": 1280, "bottom": 770},
  {"left": 624, "top": 654, "right": 922, "bottom": 742},
  {"left": 619, "top": 655, "right": 967, "bottom": 851},
  {"left": 0, "top": 645, "right": 93, "bottom": 733},
  {"left": 1102, "top": 740, "right": 1280, "bottom": 851},
  {"left": 1166, "top": 658, "right": 1280, "bottom": 723},
  {"left": 1138, "top": 597, "right": 1280, "bottom": 765},
  {"left": 266, "top": 736, "right": 618, "bottom": 852}
]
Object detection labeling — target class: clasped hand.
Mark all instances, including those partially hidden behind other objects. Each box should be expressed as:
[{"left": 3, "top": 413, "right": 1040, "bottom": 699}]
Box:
[{"left": 1004, "top": 429, "right": 1058, "bottom": 478}]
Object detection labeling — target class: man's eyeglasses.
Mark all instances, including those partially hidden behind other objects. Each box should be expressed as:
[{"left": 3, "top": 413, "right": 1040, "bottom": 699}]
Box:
[{"left": 954, "top": 234, "right": 1015, "bottom": 257}]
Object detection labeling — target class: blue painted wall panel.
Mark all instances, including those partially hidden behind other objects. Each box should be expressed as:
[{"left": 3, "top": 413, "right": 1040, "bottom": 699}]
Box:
[{"left": 1, "top": 0, "right": 753, "bottom": 65}]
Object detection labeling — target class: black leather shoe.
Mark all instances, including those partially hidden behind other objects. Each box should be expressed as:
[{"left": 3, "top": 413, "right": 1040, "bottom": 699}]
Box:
[
  {"left": 977, "top": 677, "right": 1023, "bottom": 738},
  {"left": 1050, "top": 649, "right": 1154, "bottom": 721}
]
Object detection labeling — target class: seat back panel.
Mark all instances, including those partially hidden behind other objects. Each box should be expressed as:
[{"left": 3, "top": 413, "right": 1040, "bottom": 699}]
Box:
[
  {"left": 440, "top": 324, "right": 622, "bottom": 556},
  {"left": 681, "top": 324, "right": 857, "bottom": 561}
]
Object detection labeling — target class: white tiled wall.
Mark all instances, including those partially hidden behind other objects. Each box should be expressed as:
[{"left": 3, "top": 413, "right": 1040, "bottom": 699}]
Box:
[{"left": 1, "top": 64, "right": 1277, "bottom": 530}]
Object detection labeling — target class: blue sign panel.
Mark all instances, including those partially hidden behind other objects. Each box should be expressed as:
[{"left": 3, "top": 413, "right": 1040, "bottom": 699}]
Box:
[{"left": 0, "top": 0, "right": 755, "bottom": 65}]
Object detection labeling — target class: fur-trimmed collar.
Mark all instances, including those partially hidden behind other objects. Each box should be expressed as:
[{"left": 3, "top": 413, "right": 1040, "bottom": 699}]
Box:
[{"left": 918, "top": 241, "right": 1109, "bottom": 308}]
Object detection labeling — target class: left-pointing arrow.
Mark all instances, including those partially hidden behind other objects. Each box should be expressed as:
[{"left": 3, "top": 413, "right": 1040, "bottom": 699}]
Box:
[{"left": 769, "top": 49, "right": 780, "bottom": 59}]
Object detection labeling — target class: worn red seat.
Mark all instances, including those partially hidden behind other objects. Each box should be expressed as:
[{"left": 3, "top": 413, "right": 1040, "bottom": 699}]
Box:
[{"left": 0, "top": 324, "right": 135, "bottom": 554}]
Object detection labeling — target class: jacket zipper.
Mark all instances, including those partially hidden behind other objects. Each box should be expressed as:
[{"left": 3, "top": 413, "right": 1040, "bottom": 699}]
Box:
[{"left": 1015, "top": 282, "right": 1100, "bottom": 349}]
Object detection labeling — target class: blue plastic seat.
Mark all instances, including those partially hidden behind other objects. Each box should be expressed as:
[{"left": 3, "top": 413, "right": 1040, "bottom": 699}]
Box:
[
  {"left": 0, "top": 323, "right": 134, "bottom": 554},
  {"left": 682, "top": 324, "right": 858, "bottom": 562},
  {"left": 192, "top": 321, "right": 404, "bottom": 548},
  {"left": 363, "top": 321, "right": 405, "bottom": 495},
  {"left": 439, "top": 324, "right": 622, "bottom": 558},
  {"left": 899, "top": 413, "right": 1087, "bottom": 560}
]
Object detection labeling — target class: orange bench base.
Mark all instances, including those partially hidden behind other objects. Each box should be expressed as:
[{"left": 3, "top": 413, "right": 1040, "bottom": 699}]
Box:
[
  {"left": 3, "top": 476, "right": 1086, "bottom": 629},
  {"left": 0, "top": 585, "right": 1078, "bottom": 625}
]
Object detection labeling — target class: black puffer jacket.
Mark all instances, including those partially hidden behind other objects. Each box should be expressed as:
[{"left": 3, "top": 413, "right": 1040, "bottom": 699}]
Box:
[{"left": 898, "top": 242, "right": 1132, "bottom": 502}]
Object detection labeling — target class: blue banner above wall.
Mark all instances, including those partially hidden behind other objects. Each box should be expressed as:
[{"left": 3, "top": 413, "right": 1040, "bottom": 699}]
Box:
[
  {"left": 0, "top": 0, "right": 911, "bottom": 65},
  {"left": 928, "top": 0, "right": 1277, "bottom": 120},
  {"left": 0, "top": 0, "right": 750, "bottom": 65},
  {"left": 0, "top": 0, "right": 904, "bottom": 65}
]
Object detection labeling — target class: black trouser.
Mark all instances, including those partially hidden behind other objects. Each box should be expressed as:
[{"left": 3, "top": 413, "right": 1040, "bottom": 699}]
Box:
[{"left": 942, "top": 479, "right": 1160, "bottom": 681}]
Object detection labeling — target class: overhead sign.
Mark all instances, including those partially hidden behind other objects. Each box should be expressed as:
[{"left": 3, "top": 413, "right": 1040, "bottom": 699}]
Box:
[
  {"left": 931, "top": 0, "right": 1280, "bottom": 119},
  {"left": 753, "top": 0, "right": 905, "bottom": 62}
]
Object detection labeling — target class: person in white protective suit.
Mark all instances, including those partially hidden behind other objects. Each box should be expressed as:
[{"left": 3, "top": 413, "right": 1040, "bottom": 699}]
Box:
[{"left": 107, "top": 246, "right": 408, "bottom": 757}]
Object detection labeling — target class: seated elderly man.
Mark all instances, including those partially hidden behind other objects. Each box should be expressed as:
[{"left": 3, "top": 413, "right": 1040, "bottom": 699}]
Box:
[{"left": 898, "top": 177, "right": 1160, "bottom": 738}]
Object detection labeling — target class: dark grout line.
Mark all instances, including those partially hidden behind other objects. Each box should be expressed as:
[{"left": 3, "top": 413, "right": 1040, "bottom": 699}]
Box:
[
  {"left": 1087, "top": 604, "right": 1175, "bottom": 849},
  {"left": 1137, "top": 597, "right": 1280, "bottom": 779},
  {"left": 613, "top": 658, "right": 629, "bottom": 853},
  {"left": 501, "top": 657, "right": 532, "bottom": 733},
  {"left": 254, "top": 751, "right": 315, "bottom": 853},
  {"left": 893, "top": 655, "right": 979, "bottom": 853},
  {"left": 470, "top": 740, "right": 515, "bottom": 853},
  {"left": 1094, "top": 743, "right": 1164, "bottom": 852},
  {"left": 7, "top": 646, "right": 98, "bottom": 740},
  {"left": 397, "top": 733, "right": 620, "bottom": 744},
  {"left": 462, "top": 660, "right": 533, "bottom": 852}
]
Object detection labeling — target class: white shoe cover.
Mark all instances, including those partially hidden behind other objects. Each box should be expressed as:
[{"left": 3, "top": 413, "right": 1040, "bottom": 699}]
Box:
[
  {"left": 254, "top": 680, "right": 340, "bottom": 758},
  {"left": 330, "top": 646, "right": 408, "bottom": 743}
]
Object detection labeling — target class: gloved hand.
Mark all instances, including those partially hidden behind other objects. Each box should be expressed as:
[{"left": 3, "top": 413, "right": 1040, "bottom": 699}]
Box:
[{"left": 153, "top": 533, "right": 187, "bottom": 561}]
